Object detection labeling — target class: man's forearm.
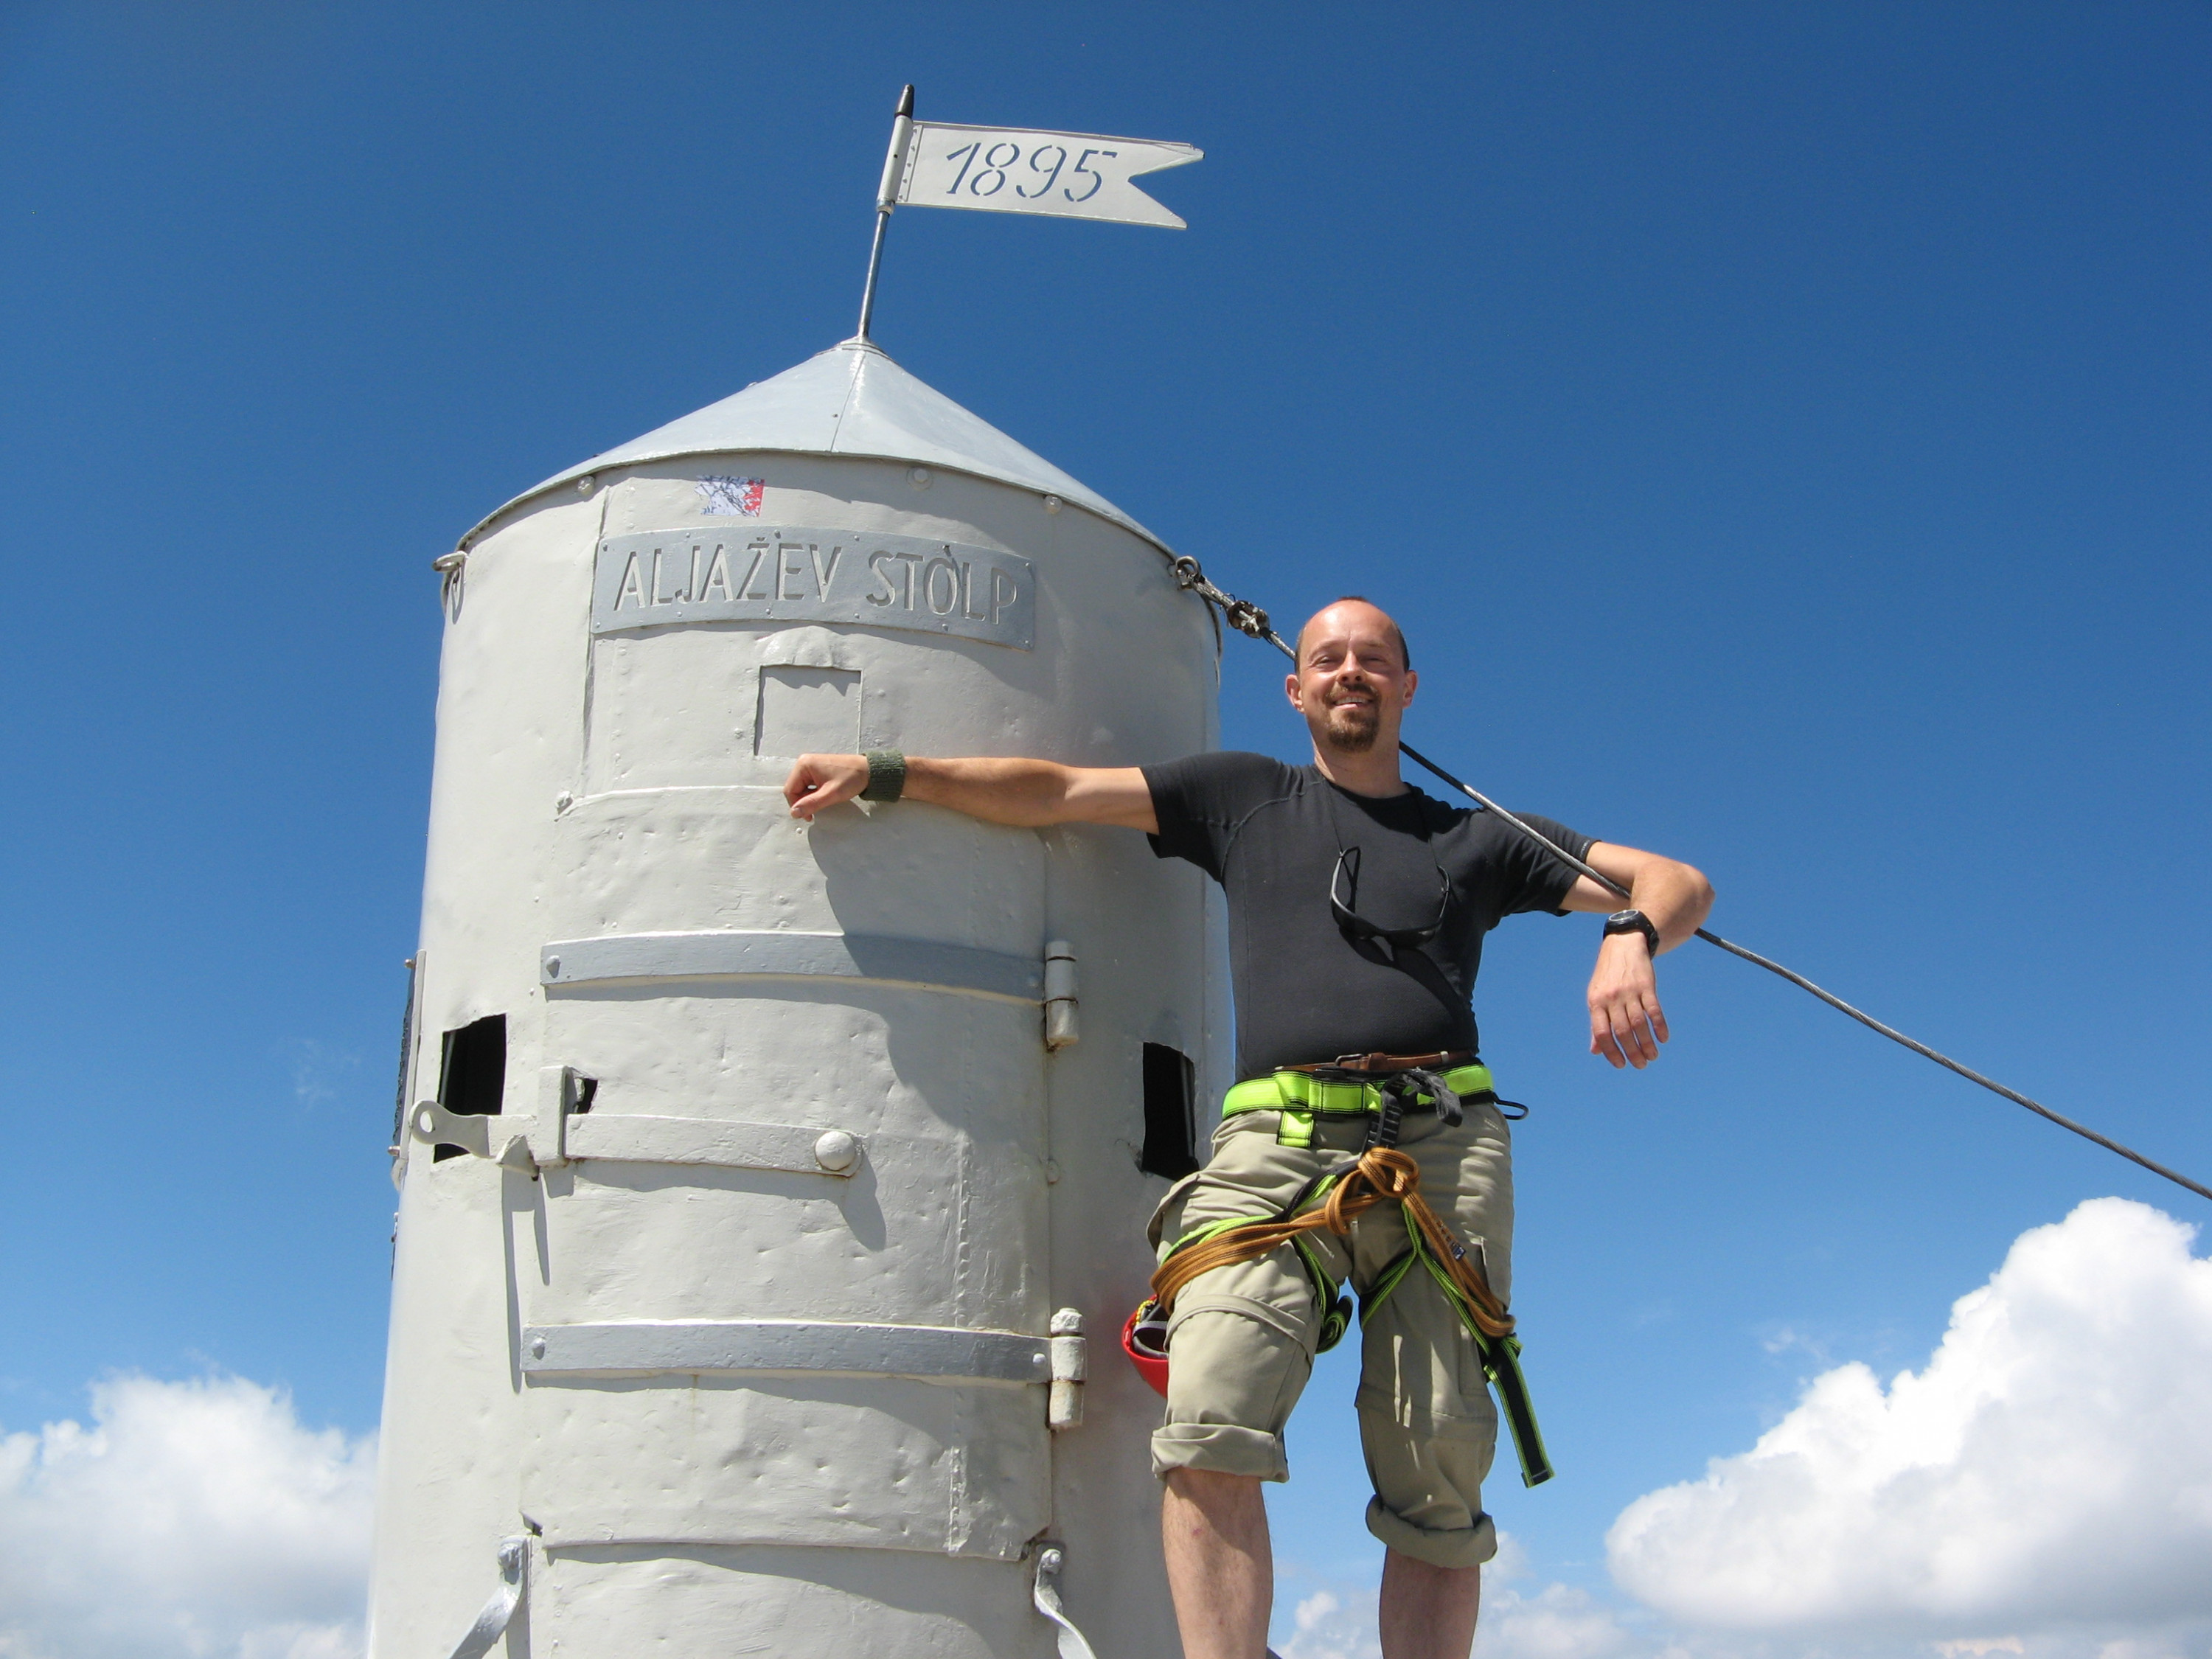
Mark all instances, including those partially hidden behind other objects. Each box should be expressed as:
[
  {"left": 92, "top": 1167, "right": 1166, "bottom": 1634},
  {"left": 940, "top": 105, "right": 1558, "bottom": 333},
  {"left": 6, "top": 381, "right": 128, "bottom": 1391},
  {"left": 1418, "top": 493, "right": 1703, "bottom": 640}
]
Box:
[
  {"left": 902, "top": 757, "right": 1081, "bottom": 827},
  {"left": 783, "top": 751, "right": 1156, "bottom": 829}
]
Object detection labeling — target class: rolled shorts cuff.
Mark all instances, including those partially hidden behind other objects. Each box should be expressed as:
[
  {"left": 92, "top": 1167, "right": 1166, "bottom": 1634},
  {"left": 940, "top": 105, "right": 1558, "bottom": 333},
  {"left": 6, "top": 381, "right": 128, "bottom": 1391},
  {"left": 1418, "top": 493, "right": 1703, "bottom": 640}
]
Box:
[
  {"left": 1365, "top": 1496, "right": 1498, "bottom": 1571},
  {"left": 1150, "top": 1422, "right": 1290, "bottom": 1483}
]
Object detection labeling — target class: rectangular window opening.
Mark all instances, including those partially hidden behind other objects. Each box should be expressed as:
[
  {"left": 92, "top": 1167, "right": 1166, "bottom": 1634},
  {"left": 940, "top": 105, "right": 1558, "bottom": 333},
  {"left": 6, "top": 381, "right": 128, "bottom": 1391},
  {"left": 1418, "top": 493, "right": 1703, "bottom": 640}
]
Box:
[
  {"left": 433, "top": 1014, "right": 506, "bottom": 1162},
  {"left": 1139, "top": 1042, "right": 1200, "bottom": 1180}
]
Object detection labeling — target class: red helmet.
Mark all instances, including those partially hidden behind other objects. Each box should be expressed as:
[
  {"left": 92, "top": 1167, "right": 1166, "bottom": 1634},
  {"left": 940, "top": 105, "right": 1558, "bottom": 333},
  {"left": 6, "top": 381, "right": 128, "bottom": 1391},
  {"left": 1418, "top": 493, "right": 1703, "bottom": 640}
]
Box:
[{"left": 1122, "top": 1301, "right": 1171, "bottom": 1397}]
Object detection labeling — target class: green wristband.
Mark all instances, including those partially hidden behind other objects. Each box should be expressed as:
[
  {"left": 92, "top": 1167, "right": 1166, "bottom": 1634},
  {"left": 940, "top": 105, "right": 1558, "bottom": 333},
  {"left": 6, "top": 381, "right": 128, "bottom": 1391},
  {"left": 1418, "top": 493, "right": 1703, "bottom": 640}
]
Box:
[{"left": 860, "top": 750, "right": 907, "bottom": 803}]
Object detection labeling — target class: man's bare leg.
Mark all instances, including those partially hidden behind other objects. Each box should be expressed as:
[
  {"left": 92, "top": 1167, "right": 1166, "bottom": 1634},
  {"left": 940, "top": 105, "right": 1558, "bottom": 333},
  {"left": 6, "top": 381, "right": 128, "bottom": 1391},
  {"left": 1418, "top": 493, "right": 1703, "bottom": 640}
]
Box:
[
  {"left": 1161, "top": 1468, "right": 1273, "bottom": 1659},
  {"left": 1377, "top": 1548, "right": 1480, "bottom": 1659}
]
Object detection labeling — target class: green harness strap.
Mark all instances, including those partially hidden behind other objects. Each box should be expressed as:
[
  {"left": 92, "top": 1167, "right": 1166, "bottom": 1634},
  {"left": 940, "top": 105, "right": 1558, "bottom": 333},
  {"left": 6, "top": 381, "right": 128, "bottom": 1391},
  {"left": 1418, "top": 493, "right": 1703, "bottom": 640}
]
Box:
[
  {"left": 1222, "top": 1064, "right": 1497, "bottom": 1150},
  {"left": 1364, "top": 1206, "right": 1555, "bottom": 1488}
]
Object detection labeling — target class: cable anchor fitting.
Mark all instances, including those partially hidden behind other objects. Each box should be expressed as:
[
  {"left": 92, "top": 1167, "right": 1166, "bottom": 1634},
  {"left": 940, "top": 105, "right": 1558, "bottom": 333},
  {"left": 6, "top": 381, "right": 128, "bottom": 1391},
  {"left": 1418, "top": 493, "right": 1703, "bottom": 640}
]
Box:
[{"left": 1223, "top": 598, "right": 1271, "bottom": 639}]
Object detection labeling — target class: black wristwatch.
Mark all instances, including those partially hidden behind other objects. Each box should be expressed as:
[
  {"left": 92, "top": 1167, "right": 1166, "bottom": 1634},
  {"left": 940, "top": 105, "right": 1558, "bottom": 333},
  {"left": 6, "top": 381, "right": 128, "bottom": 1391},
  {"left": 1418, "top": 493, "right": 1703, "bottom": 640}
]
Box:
[{"left": 1603, "top": 908, "right": 1660, "bottom": 958}]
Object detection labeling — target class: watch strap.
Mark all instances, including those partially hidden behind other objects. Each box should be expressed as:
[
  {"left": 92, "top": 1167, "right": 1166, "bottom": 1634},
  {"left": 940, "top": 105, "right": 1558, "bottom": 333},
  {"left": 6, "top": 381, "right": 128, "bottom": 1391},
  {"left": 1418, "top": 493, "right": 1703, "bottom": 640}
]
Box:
[{"left": 1603, "top": 908, "right": 1660, "bottom": 958}]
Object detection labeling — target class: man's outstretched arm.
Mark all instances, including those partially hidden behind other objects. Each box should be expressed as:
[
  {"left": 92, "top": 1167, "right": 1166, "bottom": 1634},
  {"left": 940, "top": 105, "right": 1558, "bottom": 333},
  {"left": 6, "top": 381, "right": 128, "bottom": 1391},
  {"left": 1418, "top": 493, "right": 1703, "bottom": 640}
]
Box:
[
  {"left": 783, "top": 754, "right": 1159, "bottom": 833},
  {"left": 1560, "top": 843, "right": 1717, "bottom": 1071}
]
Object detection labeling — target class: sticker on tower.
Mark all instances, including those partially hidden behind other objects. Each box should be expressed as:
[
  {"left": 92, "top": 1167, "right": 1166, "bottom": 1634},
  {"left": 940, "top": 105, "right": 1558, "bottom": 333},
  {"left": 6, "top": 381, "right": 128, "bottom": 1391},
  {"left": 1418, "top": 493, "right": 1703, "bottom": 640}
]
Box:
[{"left": 697, "top": 476, "right": 765, "bottom": 516}]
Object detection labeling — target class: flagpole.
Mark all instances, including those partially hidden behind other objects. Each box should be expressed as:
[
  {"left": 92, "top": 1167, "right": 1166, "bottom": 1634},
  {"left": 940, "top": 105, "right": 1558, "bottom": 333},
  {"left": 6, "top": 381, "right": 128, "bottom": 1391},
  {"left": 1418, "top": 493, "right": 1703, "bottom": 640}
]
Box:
[{"left": 855, "top": 85, "right": 915, "bottom": 343}]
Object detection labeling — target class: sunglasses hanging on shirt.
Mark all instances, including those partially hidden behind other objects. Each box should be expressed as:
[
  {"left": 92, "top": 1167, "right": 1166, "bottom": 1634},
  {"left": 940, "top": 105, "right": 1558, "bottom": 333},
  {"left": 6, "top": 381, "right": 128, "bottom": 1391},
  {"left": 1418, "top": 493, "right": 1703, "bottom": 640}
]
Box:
[{"left": 1327, "top": 844, "right": 1454, "bottom": 947}]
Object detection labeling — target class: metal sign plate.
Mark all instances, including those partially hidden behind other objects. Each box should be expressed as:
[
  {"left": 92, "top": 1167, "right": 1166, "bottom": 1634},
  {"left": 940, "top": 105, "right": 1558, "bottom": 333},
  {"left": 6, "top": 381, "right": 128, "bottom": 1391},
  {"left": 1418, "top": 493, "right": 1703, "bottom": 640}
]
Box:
[{"left": 593, "top": 524, "right": 1034, "bottom": 650}]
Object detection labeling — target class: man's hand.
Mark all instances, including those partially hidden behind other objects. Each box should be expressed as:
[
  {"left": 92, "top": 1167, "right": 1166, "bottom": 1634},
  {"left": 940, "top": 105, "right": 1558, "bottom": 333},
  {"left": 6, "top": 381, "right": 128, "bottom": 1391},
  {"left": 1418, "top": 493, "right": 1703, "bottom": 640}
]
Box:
[
  {"left": 1587, "top": 932, "right": 1668, "bottom": 1068},
  {"left": 785, "top": 754, "right": 872, "bottom": 821},
  {"left": 1560, "top": 841, "right": 1714, "bottom": 1070}
]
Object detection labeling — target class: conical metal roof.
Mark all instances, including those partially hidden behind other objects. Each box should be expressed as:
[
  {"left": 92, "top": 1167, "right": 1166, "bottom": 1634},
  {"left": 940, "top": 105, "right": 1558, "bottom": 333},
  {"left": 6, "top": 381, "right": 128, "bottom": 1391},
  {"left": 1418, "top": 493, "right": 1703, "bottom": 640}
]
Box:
[{"left": 461, "top": 338, "right": 1168, "bottom": 552}]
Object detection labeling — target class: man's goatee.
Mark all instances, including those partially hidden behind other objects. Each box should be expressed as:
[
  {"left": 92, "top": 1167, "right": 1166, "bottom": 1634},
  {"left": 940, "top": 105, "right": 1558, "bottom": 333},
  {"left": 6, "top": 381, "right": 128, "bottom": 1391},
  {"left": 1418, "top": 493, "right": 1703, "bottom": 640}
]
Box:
[{"left": 1327, "top": 710, "right": 1379, "bottom": 754}]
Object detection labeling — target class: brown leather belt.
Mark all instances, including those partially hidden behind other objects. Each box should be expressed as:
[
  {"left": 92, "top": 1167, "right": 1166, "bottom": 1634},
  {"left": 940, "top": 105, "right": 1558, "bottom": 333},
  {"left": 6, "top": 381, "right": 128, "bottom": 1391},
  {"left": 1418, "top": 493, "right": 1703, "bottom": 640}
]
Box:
[{"left": 1279, "top": 1049, "right": 1475, "bottom": 1077}]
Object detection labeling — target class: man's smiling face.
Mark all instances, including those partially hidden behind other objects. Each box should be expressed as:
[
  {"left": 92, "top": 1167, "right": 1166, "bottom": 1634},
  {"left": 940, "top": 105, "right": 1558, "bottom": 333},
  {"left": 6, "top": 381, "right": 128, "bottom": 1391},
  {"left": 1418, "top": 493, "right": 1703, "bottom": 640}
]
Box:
[{"left": 1288, "top": 599, "right": 1416, "bottom": 757}]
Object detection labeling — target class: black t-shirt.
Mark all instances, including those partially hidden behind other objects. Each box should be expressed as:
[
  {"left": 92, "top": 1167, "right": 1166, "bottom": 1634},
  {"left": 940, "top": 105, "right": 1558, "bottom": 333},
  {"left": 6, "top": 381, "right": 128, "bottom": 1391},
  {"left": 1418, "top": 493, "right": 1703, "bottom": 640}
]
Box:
[{"left": 1143, "top": 751, "right": 1596, "bottom": 1081}]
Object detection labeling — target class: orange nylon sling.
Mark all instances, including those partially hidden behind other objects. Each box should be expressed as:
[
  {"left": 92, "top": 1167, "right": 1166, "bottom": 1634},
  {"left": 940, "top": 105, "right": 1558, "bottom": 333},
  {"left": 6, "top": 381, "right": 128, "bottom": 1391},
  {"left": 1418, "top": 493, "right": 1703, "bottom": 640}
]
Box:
[{"left": 1147, "top": 1144, "right": 1514, "bottom": 1340}]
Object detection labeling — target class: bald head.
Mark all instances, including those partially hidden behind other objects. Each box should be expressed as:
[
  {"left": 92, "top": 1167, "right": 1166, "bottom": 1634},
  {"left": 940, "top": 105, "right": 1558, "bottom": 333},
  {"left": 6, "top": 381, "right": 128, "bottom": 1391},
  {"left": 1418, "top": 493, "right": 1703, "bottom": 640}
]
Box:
[
  {"left": 1295, "top": 597, "right": 1409, "bottom": 672},
  {"left": 1286, "top": 597, "right": 1417, "bottom": 765}
]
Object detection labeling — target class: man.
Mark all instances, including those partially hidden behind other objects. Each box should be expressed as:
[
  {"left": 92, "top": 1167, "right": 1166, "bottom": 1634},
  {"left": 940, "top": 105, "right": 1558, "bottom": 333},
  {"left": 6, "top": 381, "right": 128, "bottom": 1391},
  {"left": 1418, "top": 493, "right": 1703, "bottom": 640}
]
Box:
[{"left": 783, "top": 598, "right": 1713, "bottom": 1659}]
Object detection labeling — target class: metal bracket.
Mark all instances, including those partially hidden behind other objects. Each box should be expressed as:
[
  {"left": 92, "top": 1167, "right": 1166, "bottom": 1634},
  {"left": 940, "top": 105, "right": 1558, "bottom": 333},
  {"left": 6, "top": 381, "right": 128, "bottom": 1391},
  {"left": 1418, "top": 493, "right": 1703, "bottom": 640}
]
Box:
[
  {"left": 432, "top": 552, "right": 467, "bottom": 620},
  {"left": 407, "top": 1099, "right": 533, "bottom": 1170},
  {"left": 1032, "top": 1545, "right": 1101, "bottom": 1659},
  {"left": 443, "top": 1536, "right": 524, "bottom": 1659},
  {"left": 525, "top": 1065, "right": 586, "bottom": 1166},
  {"left": 521, "top": 1318, "right": 1051, "bottom": 1385},
  {"left": 1043, "top": 941, "right": 1079, "bottom": 1050},
  {"left": 563, "top": 1114, "right": 863, "bottom": 1178},
  {"left": 411, "top": 1070, "right": 865, "bottom": 1180},
  {"left": 1047, "top": 1309, "right": 1086, "bottom": 1430},
  {"left": 540, "top": 930, "right": 1043, "bottom": 1002}
]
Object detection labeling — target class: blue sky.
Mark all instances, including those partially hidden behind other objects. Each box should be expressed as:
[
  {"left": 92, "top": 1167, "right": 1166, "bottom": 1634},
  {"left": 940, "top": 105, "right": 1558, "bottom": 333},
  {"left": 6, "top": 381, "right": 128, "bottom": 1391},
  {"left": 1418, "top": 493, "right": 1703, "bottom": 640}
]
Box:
[{"left": 2, "top": 4, "right": 2208, "bottom": 1655}]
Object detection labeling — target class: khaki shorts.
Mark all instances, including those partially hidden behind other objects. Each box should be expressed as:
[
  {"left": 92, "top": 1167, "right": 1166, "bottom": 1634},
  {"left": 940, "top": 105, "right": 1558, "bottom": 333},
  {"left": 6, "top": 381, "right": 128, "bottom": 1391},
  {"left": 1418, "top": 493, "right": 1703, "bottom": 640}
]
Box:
[{"left": 1147, "top": 1097, "right": 1514, "bottom": 1571}]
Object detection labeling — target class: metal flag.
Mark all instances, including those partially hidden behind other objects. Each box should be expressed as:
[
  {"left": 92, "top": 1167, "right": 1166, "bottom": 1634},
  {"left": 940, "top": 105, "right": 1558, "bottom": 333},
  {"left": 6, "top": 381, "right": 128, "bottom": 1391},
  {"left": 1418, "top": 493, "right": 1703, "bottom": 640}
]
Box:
[
  {"left": 896, "top": 122, "right": 1201, "bottom": 229},
  {"left": 854, "top": 88, "right": 1201, "bottom": 342}
]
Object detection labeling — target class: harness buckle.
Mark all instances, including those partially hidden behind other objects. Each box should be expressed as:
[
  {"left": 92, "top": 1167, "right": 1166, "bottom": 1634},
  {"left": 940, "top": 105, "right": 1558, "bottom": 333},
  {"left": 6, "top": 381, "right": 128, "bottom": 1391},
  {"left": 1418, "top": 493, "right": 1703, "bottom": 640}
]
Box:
[
  {"left": 1365, "top": 1075, "right": 1416, "bottom": 1150},
  {"left": 1400, "top": 1065, "right": 1464, "bottom": 1128}
]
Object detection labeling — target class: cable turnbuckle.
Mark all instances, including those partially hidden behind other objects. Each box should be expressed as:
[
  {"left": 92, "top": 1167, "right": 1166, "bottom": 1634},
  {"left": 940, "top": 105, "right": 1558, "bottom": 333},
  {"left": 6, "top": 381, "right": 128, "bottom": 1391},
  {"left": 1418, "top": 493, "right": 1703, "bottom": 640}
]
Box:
[
  {"left": 1169, "top": 555, "right": 1272, "bottom": 641},
  {"left": 1222, "top": 598, "right": 1271, "bottom": 638}
]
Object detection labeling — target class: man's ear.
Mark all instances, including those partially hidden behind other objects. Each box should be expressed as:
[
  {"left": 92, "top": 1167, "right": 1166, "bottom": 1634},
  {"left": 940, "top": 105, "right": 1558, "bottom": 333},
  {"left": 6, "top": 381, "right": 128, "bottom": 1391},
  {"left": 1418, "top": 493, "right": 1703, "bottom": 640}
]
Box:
[
  {"left": 1401, "top": 669, "right": 1418, "bottom": 706},
  {"left": 1284, "top": 671, "right": 1304, "bottom": 710}
]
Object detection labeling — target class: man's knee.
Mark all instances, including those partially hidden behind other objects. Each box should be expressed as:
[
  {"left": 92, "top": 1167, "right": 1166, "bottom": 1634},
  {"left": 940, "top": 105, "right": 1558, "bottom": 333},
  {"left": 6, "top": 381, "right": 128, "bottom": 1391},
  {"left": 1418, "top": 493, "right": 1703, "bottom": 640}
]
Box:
[{"left": 1150, "top": 1298, "right": 1316, "bottom": 1483}]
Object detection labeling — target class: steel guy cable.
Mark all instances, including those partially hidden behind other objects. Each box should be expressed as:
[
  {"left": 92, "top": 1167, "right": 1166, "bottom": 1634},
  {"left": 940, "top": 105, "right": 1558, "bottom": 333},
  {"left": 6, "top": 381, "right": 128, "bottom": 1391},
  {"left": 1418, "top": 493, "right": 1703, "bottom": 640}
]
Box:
[{"left": 1164, "top": 554, "right": 2212, "bottom": 1206}]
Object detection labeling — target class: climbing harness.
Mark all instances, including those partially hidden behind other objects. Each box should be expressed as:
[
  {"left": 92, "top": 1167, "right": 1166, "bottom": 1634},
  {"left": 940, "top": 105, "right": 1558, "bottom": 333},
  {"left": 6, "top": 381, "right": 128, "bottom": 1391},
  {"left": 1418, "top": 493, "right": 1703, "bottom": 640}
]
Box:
[
  {"left": 1135, "top": 1060, "right": 1556, "bottom": 1486},
  {"left": 1160, "top": 553, "right": 2212, "bottom": 1208},
  {"left": 1222, "top": 1060, "right": 1489, "bottom": 1148}
]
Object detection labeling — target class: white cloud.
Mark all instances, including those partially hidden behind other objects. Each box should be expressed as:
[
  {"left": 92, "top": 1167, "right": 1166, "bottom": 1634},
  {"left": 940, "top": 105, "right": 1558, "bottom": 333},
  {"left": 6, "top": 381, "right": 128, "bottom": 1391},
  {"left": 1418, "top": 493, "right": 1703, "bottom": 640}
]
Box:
[
  {"left": 1274, "top": 1538, "right": 1638, "bottom": 1659},
  {"left": 1270, "top": 1200, "right": 2212, "bottom": 1659},
  {"left": 280, "top": 1039, "right": 359, "bottom": 1110},
  {"left": 1475, "top": 1580, "right": 1639, "bottom": 1659},
  {"left": 1607, "top": 1198, "right": 2212, "bottom": 1638},
  {"left": 0, "top": 1373, "right": 375, "bottom": 1659},
  {"left": 1279, "top": 1587, "right": 1374, "bottom": 1659}
]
